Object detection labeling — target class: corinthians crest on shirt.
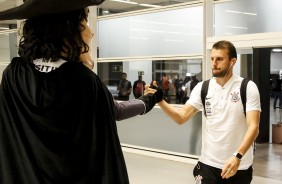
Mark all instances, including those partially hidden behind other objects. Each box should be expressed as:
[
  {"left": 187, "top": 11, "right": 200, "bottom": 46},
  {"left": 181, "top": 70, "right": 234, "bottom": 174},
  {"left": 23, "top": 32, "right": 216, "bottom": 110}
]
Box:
[{"left": 230, "top": 91, "right": 240, "bottom": 102}]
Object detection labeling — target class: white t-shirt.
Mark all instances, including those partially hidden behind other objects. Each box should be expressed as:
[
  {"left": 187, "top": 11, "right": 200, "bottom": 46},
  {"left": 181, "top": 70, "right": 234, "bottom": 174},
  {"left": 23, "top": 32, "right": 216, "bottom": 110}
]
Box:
[
  {"left": 185, "top": 81, "right": 191, "bottom": 97},
  {"left": 187, "top": 75, "right": 261, "bottom": 170}
]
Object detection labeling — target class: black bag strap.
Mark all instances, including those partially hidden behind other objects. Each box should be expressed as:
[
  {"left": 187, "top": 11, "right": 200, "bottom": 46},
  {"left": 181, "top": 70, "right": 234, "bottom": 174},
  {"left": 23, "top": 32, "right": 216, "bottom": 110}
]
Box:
[
  {"left": 201, "top": 79, "right": 210, "bottom": 117},
  {"left": 239, "top": 78, "right": 256, "bottom": 154},
  {"left": 240, "top": 78, "right": 250, "bottom": 116}
]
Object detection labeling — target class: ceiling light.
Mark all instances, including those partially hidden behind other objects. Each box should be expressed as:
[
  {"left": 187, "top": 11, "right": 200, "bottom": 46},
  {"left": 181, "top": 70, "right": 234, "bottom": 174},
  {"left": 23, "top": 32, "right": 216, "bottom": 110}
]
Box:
[
  {"left": 110, "top": 0, "right": 138, "bottom": 5},
  {"left": 139, "top": 4, "right": 161, "bottom": 8},
  {"left": 227, "top": 25, "right": 248, "bottom": 30},
  {"left": 225, "top": 10, "right": 257, "bottom": 16},
  {"left": 0, "top": 29, "right": 18, "bottom": 34},
  {"left": 164, "top": 39, "right": 184, "bottom": 42},
  {"left": 129, "top": 36, "right": 148, "bottom": 40},
  {"left": 272, "top": 49, "right": 282, "bottom": 53}
]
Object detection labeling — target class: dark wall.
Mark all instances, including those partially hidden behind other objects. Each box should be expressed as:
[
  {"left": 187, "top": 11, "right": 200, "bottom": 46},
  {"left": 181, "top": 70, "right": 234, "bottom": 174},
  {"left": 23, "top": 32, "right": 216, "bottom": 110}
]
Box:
[{"left": 253, "top": 48, "right": 271, "bottom": 143}]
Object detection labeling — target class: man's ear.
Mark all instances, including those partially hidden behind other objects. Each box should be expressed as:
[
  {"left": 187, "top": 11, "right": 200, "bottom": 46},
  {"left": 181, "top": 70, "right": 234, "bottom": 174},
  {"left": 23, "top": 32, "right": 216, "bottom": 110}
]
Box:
[{"left": 230, "top": 58, "right": 236, "bottom": 66}]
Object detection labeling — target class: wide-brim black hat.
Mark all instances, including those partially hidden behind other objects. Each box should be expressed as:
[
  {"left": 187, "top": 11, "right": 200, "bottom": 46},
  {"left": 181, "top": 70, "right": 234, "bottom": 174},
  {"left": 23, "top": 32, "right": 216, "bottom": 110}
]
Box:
[{"left": 0, "top": 0, "right": 105, "bottom": 20}]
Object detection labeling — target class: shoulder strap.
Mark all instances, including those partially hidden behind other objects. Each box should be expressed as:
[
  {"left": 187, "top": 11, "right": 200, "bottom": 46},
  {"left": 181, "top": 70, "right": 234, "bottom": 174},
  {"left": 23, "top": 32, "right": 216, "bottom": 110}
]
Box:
[
  {"left": 240, "top": 78, "right": 250, "bottom": 116},
  {"left": 240, "top": 78, "right": 257, "bottom": 155},
  {"left": 201, "top": 79, "right": 210, "bottom": 117}
]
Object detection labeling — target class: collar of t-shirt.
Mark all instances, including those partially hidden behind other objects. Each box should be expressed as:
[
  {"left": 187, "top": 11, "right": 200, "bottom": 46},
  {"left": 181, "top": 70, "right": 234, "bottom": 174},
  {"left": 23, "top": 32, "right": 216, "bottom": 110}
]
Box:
[
  {"left": 212, "top": 75, "right": 236, "bottom": 89},
  {"left": 33, "top": 58, "right": 67, "bottom": 73}
]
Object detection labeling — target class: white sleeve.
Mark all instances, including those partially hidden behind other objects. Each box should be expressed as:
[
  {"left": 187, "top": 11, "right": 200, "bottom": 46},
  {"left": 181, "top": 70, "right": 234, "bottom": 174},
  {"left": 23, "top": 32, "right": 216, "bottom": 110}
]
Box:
[
  {"left": 186, "top": 81, "right": 203, "bottom": 110},
  {"left": 246, "top": 81, "right": 261, "bottom": 112}
]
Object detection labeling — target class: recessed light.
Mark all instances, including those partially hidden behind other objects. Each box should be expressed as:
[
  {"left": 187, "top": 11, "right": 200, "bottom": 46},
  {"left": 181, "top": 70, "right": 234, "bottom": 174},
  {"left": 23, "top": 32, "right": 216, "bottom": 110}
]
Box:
[{"left": 272, "top": 49, "right": 282, "bottom": 53}]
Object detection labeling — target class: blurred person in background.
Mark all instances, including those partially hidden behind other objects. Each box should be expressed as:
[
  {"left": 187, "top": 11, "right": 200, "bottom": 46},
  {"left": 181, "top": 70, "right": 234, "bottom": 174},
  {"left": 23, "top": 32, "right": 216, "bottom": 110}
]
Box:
[
  {"left": 118, "top": 72, "right": 132, "bottom": 101},
  {"left": 133, "top": 75, "right": 146, "bottom": 99}
]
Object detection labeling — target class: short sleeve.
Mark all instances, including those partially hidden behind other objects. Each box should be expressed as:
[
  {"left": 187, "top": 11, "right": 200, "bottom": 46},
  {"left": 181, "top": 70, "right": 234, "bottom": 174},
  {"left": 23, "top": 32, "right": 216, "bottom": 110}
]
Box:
[
  {"left": 186, "top": 81, "right": 203, "bottom": 110},
  {"left": 246, "top": 81, "right": 261, "bottom": 112}
]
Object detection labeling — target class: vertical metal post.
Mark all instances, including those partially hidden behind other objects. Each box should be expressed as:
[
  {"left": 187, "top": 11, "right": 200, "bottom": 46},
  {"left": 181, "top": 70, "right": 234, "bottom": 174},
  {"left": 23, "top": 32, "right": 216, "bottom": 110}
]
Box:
[{"left": 89, "top": 6, "right": 98, "bottom": 74}]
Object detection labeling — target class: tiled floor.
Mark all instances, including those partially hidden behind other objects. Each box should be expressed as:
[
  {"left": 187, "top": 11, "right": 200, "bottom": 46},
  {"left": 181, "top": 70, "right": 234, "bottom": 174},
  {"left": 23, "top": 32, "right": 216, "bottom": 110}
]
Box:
[
  {"left": 253, "top": 143, "right": 282, "bottom": 181},
  {"left": 124, "top": 143, "right": 282, "bottom": 184}
]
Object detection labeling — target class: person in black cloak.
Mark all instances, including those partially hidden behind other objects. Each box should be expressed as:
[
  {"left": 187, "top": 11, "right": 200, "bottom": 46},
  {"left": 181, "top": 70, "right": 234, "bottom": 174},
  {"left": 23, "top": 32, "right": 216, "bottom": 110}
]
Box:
[{"left": 0, "top": 0, "right": 163, "bottom": 183}]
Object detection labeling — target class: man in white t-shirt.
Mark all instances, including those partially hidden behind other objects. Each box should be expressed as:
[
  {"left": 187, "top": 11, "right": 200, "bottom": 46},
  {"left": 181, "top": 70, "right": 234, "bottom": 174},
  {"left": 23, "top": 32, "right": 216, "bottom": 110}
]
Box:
[
  {"left": 184, "top": 80, "right": 191, "bottom": 101},
  {"left": 156, "top": 40, "right": 261, "bottom": 184}
]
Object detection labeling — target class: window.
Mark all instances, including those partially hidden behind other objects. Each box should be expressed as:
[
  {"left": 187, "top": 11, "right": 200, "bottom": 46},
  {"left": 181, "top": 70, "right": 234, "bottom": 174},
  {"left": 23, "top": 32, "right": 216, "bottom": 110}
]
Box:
[{"left": 98, "top": 58, "right": 202, "bottom": 104}]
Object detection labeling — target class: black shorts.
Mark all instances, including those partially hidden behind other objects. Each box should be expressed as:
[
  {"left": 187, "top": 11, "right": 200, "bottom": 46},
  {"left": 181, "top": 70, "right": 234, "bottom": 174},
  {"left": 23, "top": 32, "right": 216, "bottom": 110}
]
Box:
[{"left": 193, "top": 161, "right": 253, "bottom": 184}]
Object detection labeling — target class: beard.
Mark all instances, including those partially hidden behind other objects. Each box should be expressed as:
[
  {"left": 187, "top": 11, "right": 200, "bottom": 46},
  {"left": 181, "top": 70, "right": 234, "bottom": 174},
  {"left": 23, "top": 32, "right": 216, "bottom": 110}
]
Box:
[{"left": 212, "top": 67, "right": 229, "bottom": 77}]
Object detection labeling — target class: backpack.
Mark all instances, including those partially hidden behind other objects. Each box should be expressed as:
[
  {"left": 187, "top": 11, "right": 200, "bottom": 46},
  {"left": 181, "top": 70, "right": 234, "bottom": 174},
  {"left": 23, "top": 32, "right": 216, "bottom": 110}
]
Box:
[
  {"left": 272, "top": 79, "right": 281, "bottom": 91},
  {"left": 135, "top": 82, "right": 143, "bottom": 95},
  {"left": 190, "top": 79, "right": 199, "bottom": 92},
  {"left": 272, "top": 79, "right": 278, "bottom": 90},
  {"left": 200, "top": 78, "right": 256, "bottom": 153}
]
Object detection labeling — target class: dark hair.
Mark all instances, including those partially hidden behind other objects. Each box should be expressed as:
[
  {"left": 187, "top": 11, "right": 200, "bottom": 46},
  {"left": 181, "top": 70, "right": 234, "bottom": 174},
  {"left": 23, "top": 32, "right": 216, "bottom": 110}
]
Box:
[
  {"left": 18, "top": 8, "right": 88, "bottom": 63},
  {"left": 212, "top": 40, "right": 237, "bottom": 60}
]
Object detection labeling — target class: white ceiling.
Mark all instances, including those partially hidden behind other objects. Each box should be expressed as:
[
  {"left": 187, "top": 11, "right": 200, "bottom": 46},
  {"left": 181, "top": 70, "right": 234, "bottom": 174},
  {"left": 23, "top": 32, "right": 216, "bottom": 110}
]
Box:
[{"left": 0, "top": 0, "right": 192, "bottom": 24}]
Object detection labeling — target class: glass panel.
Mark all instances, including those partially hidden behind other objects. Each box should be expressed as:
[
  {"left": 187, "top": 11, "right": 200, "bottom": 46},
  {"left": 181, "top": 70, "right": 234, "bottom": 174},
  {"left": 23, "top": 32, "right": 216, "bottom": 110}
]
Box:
[
  {"left": 270, "top": 51, "right": 282, "bottom": 126},
  {"left": 0, "top": 34, "right": 11, "bottom": 63},
  {"left": 234, "top": 49, "right": 253, "bottom": 79},
  {"left": 98, "top": 58, "right": 203, "bottom": 155},
  {"left": 117, "top": 107, "right": 202, "bottom": 156},
  {"left": 0, "top": 31, "right": 18, "bottom": 82},
  {"left": 98, "top": 6, "right": 203, "bottom": 57},
  {"left": 271, "top": 50, "right": 282, "bottom": 78},
  {"left": 98, "top": 0, "right": 200, "bottom": 16},
  {"left": 214, "top": 0, "right": 282, "bottom": 36},
  {"left": 98, "top": 59, "right": 202, "bottom": 104}
]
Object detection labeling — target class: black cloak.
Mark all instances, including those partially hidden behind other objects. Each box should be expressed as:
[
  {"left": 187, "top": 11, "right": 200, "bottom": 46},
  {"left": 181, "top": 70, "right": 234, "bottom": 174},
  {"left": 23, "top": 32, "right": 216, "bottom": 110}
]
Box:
[{"left": 0, "top": 58, "right": 129, "bottom": 184}]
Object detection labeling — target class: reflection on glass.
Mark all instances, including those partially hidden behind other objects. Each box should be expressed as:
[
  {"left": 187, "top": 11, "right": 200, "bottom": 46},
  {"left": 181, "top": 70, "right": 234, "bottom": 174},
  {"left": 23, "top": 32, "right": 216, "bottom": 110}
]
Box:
[
  {"left": 0, "top": 34, "right": 10, "bottom": 63},
  {"left": 0, "top": 31, "right": 18, "bottom": 82},
  {"left": 98, "top": 59, "right": 202, "bottom": 104},
  {"left": 98, "top": 0, "right": 200, "bottom": 16},
  {"left": 0, "top": 31, "right": 18, "bottom": 63},
  {"left": 214, "top": 0, "right": 282, "bottom": 36},
  {"left": 98, "top": 6, "right": 203, "bottom": 58}
]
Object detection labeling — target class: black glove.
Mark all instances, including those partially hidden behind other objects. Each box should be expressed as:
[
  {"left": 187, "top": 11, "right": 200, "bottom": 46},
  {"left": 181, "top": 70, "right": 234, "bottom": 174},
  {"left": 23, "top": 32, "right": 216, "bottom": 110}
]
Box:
[
  {"left": 150, "top": 82, "right": 164, "bottom": 103},
  {"left": 138, "top": 94, "right": 157, "bottom": 114}
]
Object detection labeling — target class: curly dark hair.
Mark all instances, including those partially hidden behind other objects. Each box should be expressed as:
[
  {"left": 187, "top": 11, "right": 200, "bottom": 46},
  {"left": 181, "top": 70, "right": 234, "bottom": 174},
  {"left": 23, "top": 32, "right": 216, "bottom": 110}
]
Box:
[{"left": 18, "top": 8, "right": 88, "bottom": 63}]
